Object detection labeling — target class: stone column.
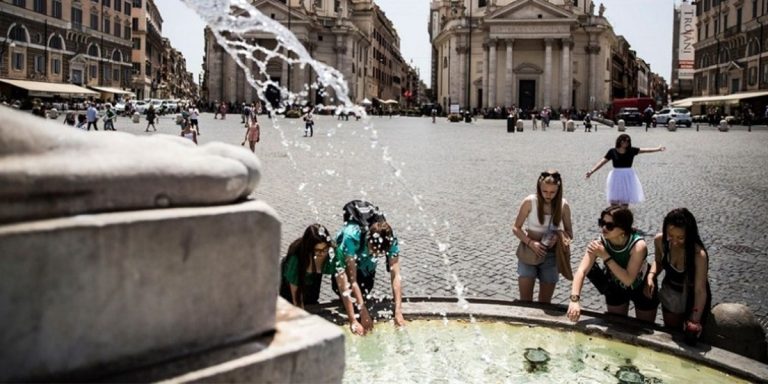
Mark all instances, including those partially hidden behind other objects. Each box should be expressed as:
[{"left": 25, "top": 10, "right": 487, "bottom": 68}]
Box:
[
  {"left": 505, "top": 39, "right": 514, "bottom": 107},
  {"left": 225, "top": 52, "right": 238, "bottom": 103},
  {"left": 488, "top": 39, "right": 497, "bottom": 108},
  {"left": 560, "top": 38, "right": 572, "bottom": 109},
  {"left": 482, "top": 42, "right": 489, "bottom": 108},
  {"left": 544, "top": 38, "right": 552, "bottom": 108},
  {"left": 586, "top": 44, "right": 600, "bottom": 112},
  {"left": 456, "top": 45, "right": 467, "bottom": 107}
]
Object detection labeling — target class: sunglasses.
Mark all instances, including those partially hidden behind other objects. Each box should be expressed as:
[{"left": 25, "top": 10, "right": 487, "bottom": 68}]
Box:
[
  {"left": 598, "top": 218, "right": 617, "bottom": 231},
  {"left": 540, "top": 172, "right": 561, "bottom": 181}
]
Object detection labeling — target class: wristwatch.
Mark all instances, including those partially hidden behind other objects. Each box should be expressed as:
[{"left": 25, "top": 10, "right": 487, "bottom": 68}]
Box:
[{"left": 569, "top": 294, "right": 580, "bottom": 302}]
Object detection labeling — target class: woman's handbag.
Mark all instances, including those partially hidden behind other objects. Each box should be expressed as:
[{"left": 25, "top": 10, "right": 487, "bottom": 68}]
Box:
[
  {"left": 659, "top": 281, "right": 687, "bottom": 314},
  {"left": 555, "top": 231, "right": 573, "bottom": 280},
  {"left": 516, "top": 241, "right": 545, "bottom": 265}
]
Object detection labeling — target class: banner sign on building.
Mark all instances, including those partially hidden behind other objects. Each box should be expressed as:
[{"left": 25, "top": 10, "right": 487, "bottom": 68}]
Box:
[{"left": 678, "top": 2, "right": 696, "bottom": 80}]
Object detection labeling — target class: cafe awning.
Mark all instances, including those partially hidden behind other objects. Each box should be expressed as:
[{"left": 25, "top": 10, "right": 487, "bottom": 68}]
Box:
[
  {"left": 671, "top": 90, "right": 768, "bottom": 107},
  {"left": 88, "top": 85, "right": 135, "bottom": 96},
  {"left": 0, "top": 79, "right": 98, "bottom": 97}
]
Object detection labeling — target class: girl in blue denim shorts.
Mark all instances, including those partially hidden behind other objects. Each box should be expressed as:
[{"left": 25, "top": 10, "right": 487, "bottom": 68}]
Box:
[{"left": 512, "top": 170, "right": 573, "bottom": 303}]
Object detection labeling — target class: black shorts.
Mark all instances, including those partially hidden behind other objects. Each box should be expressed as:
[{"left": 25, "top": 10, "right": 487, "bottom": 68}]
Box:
[
  {"left": 605, "top": 280, "right": 659, "bottom": 310},
  {"left": 331, "top": 268, "right": 376, "bottom": 298}
]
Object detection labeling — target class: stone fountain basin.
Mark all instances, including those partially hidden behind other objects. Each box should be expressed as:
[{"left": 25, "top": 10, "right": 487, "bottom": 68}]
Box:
[{"left": 312, "top": 297, "right": 768, "bottom": 383}]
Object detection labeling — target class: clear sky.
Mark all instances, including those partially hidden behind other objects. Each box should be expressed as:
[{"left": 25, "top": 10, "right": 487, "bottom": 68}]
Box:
[{"left": 160, "top": 0, "right": 677, "bottom": 90}]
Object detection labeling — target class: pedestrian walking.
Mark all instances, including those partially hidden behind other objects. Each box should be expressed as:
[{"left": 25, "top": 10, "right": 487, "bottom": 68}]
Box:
[
  {"left": 647, "top": 208, "right": 711, "bottom": 345},
  {"left": 585, "top": 134, "right": 666, "bottom": 206},
  {"left": 103, "top": 104, "right": 117, "bottom": 131},
  {"left": 180, "top": 121, "right": 198, "bottom": 144},
  {"left": 302, "top": 108, "right": 314, "bottom": 137},
  {"left": 241, "top": 110, "right": 260, "bottom": 152},
  {"left": 145, "top": 105, "right": 158, "bottom": 132},
  {"left": 86, "top": 103, "right": 99, "bottom": 131},
  {"left": 512, "top": 170, "right": 573, "bottom": 303},
  {"left": 189, "top": 105, "right": 200, "bottom": 134},
  {"left": 567, "top": 206, "right": 658, "bottom": 324}
]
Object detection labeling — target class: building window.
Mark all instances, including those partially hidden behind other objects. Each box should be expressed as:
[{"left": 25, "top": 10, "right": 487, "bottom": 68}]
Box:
[
  {"left": 479, "top": 0, "right": 488, "bottom": 6},
  {"left": 52, "top": 58, "right": 61, "bottom": 74},
  {"left": 314, "top": 0, "right": 322, "bottom": 9},
  {"left": 124, "top": 25, "right": 131, "bottom": 39},
  {"left": 113, "top": 68, "right": 120, "bottom": 81},
  {"left": 12, "top": 52, "right": 24, "bottom": 71},
  {"left": 90, "top": 64, "right": 98, "bottom": 79},
  {"left": 104, "top": 0, "right": 111, "bottom": 7},
  {"left": 91, "top": 14, "right": 99, "bottom": 30},
  {"left": 115, "top": 0, "right": 122, "bottom": 12},
  {"left": 10, "top": 25, "right": 27, "bottom": 42},
  {"left": 72, "top": 7, "right": 83, "bottom": 26},
  {"left": 34, "top": 55, "right": 44, "bottom": 73},
  {"left": 132, "top": 38, "right": 141, "bottom": 49},
  {"left": 736, "top": 8, "right": 742, "bottom": 32},
  {"left": 105, "top": 65, "right": 111, "bottom": 81},
  {"left": 705, "top": 22, "right": 709, "bottom": 38},
  {"left": 124, "top": 2, "right": 131, "bottom": 15},
  {"left": 88, "top": 44, "right": 99, "bottom": 57},
  {"left": 749, "top": 67, "right": 758, "bottom": 85},
  {"left": 33, "top": 0, "right": 46, "bottom": 14},
  {"left": 12, "top": 0, "right": 26, "bottom": 7},
  {"left": 762, "top": 62, "right": 768, "bottom": 83},
  {"left": 132, "top": 62, "right": 140, "bottom": 75},
  {"left": 104, "top": 18, "right": 111, "bottom": 34},
  {"left": 49, "top": 35, "right": 63, "bottom": 49},
  {"left": 753, "top": 0, "right": 758, "bottom": 18},
  {"left": 132, "top": 17, "right": 138, "bottom": 31},
  {"left": 133, "top": 0, "right": 142, "bottom": 8},
  {"left": 52, "top": 0, "right": 62, "bottom": 18}
]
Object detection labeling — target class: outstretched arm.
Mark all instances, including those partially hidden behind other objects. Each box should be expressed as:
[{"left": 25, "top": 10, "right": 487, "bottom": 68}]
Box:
[
  {"left": 345, "top": 257, "right": 373, "bottom": 332},
  {"left": 389, "top": 256, "right": 405, "bottom": 327},
  {"left": 567, "top": 249, "right": 598, "bottom": 322},
  {"left": 586, "top": 158, "right": 609, "bottom": 178},
  {"left": 333, "top": 271, "right": 365, "bottom": 335},
  {"left": 638, "top": 146, "right": 666, "bottom": 154}
]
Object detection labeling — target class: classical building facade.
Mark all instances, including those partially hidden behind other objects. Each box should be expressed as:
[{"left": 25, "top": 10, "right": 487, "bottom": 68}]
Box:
[
  {"left": 610, "top": 36, "right": 637, "bottom": 99},
  {"left": 203, "top": 0, "right": 408, "bottom": 106},
  {"left": 130, "top": 0, "right": 163, "bottom": 100},
  {"left": 429, "top": 0, "right": 618, "bottom": 113},
  {"left": 0, "top": 0, "right": 134, "bottom": 96}
]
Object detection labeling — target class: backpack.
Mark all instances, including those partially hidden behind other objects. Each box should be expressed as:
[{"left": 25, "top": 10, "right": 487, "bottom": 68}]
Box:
[{"left": 342, "top": 200, "right": 392, "bottom": 270}]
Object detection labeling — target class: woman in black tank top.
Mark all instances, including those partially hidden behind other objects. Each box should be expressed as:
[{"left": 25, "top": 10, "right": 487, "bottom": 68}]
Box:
[{"left": 647, "top": 208, "right": 711, "bottom": 344}]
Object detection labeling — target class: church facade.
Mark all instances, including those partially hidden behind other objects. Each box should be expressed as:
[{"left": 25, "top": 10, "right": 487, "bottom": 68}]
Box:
[{"left": 429, "top": 0, "right": 618, "bottom": 113}]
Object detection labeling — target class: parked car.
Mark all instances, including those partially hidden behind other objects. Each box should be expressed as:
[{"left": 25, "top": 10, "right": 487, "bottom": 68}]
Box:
[
  {"left": 652, "top": 108, "right": 692, "bottom": 127},
  {"left": 133, "top": 100, "right": 149, "bottom": 114},
  {"left": 114, "top": 102, "right": 127, "bottom": 115},
  {"left": 615, "top": 107, "right": 643, "bottom": 126}
]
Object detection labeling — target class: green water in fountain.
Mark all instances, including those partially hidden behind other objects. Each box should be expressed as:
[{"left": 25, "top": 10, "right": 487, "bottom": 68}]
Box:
[{"left": 342, "top": 320, "right": 745, "bottom": 383}]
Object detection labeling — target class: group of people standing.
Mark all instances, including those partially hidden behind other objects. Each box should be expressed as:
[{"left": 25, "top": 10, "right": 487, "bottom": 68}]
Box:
[{"left": 513, "top": 134, "right": 710, "bottom": 344}]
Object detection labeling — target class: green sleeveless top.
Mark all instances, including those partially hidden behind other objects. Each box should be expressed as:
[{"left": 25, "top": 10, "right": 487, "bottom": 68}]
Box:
[{"left": 602, "top": 232, "right": 645, "bottom": 290}]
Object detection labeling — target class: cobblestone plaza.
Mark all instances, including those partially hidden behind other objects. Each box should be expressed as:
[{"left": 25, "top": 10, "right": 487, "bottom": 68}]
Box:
[{"left": 118, "top": 113, "right": 768, "bottom": 326}]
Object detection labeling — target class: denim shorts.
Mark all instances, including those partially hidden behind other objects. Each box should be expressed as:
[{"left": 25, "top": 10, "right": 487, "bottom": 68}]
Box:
[{"left": 517, "top": 251, "right": 558, "bottom": 284}]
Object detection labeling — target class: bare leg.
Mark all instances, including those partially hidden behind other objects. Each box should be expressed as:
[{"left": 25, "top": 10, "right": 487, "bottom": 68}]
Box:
[
  {"left": 518, "top": 277, "right": 536, "bottom": 302},
  {"left": 249, "top": 140, "right": 256, "bottom": 152},
  {"left": 538, "top": 282, "right": 556, "bottom": 304}
]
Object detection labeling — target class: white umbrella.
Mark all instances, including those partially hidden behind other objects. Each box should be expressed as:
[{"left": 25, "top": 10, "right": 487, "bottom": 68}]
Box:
[
  {"left": 360, "top": 98, "right": 372, "bottom": 105},
  {"left": 382, "top": 99, "right": 399, "bottom": 104}
]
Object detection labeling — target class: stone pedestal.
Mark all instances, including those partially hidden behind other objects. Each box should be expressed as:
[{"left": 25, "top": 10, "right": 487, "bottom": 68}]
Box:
[
  {"left": 617, "top": 119, "right": 626, "bottom": 132},
  {"left": 516, "top": 120, "right": 524, "bottom": 132},
  {"left": 668, "top": 119, "right": 677, "bottom": 131},
  {"left": 0, "top": 201, "right": 281, "bottom": 381},
  {"left": 566, "top": 119, "right": 575, "bottom": 132},
  {"left": 719, "top": 119, "right": 729, "bottom": 132},
  {"left": 703, "top": 303, "right": 768, "bottom": 363}
]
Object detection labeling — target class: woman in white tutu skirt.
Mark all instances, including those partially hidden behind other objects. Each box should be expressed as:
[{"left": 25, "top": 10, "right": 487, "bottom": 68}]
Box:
[{"left": 585, "top": 134, "right": 666, "bottom": 205}]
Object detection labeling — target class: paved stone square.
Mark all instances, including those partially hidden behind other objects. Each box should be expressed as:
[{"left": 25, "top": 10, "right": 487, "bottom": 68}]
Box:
[{"left": 115, "top": 112, "right": 768, "bottom": 326}]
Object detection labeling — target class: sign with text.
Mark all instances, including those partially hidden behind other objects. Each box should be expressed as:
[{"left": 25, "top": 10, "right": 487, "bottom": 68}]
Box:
[{"left": 678, "top": 2, "right": 696, "bottom": 79}]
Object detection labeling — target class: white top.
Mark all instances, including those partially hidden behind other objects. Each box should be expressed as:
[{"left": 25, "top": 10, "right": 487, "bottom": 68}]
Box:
[{"left": 525, "top": 194, "right": 565, "bottom": 234}]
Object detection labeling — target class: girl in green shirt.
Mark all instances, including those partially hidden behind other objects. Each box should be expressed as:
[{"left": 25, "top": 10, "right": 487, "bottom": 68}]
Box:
[{"left": 279, "top": 224, "right": 365, "bottom": 335}]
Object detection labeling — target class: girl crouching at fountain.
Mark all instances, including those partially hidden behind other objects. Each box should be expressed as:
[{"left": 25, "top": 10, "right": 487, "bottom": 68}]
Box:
[
  {"left": 567, "top": 206, "right": 658, "bottom": 323},
  {"left": 512, "top": 170, "right": 573, "bottom": 303},
  {"left": 279, "top": 224, "right": 366, "bottom": 335},
  {"left": 332, "top": 200, "right": 406, "bottom": 333},
  {"left": 647, "top": 208, "right": 711, "bottom": 344}
]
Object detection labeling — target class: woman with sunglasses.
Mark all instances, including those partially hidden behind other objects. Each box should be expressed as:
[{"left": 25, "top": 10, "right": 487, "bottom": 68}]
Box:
[
  {"left": 279, "top": 224, "right": 365, "bottom": 335},
  {"left": 512, "top": 170, "right": 573, "bottom": 303},
  {"left": 646, "top": 208, "right": 711, "bottom": 344},
  {"left": 585, "top": 134, "right": 665, "bottom": 206},
  {"left": 567, "top": 206, "right": 658, "bottom": 323}
]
